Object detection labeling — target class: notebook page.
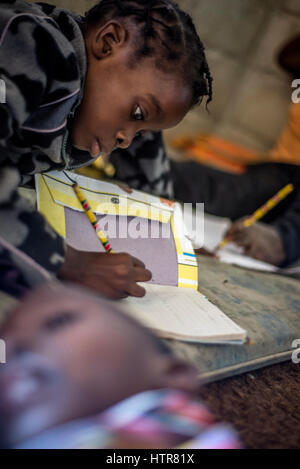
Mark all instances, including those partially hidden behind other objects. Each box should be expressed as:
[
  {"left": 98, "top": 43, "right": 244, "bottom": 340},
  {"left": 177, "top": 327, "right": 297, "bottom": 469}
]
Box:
[
  {"left": 217, "top": 246, "right": 278, "bottom": 273},
  {"left": 202, "top": 215, "right": 279, "bottom": 273},
  {"left": 203, "top": 214, "right": 230, "bottom": 251},
  {"left": 121, "top": 284, "right": 246, "bottom": 342}
]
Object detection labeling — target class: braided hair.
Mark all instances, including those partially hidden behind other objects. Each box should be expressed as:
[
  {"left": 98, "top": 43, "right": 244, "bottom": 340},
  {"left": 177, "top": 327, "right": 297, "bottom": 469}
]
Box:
[{"left": 84, "top": 0, "right": 213, "bottom": 108}]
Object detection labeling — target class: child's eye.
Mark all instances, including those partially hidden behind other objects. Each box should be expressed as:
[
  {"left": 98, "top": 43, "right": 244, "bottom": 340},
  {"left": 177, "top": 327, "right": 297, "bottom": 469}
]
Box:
[
  {"left": 42, "top": 311, "right": 78, "bottom": 333},
  {"left": 132, "top": 105, "right": 145, "bottom": 121}
]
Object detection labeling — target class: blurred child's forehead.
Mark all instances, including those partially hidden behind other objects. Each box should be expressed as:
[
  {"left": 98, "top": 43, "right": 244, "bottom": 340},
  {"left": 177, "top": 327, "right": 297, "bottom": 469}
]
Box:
[
  {"left": 1, "top": 284, "right": 156, "bottom": 349},
  {"left": 1, "top": 285, "right": 121, "bottom": 336},
  {"left": 1, "top": 285, "right": 171, "bottom": 368}
]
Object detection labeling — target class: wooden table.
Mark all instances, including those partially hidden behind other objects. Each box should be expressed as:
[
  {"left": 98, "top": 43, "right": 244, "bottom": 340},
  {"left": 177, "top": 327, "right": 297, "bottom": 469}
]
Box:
[{"left": 168, "top": 255, "right": 300, "bottom": 383}]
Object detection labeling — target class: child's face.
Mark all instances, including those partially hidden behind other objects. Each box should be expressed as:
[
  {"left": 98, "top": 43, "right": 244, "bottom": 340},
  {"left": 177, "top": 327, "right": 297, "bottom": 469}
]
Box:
[
  {"left": 71, "top": 22, "right": 193, "bottom": 158},
  {"left": 0, "top": 284, "right": 198, "bottom": 447}
]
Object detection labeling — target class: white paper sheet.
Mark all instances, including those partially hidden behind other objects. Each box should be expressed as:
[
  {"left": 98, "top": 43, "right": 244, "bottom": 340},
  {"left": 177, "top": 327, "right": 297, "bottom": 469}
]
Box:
[
  {"left": 121, "top": 283, "right": 246, "bottom": 343},
  {"left": 201, "top": 214, "right": 300, "bottom": 276}
]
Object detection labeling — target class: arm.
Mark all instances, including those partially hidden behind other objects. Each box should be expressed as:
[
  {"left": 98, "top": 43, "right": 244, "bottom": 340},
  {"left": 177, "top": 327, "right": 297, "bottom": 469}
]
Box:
[
  {"left": 0, "top": 14, "right": 75, "bottom": 273},
  {"left": 272, "top": 188, "right": 300, "bottom": 266},
  {"left": 0, "top": 14, "right": 152, "bottom": 293},
  {"left": 225, "top": 169, "right": 300, "bottom": 267}
]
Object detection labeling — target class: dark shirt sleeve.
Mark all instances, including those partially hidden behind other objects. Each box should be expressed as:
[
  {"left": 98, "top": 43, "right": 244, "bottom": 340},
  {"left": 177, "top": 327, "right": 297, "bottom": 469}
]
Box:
[
  {"left": 0, "top": 15, "right": 72, "bottom": 273},
  {"left": 0, "top": 163, "right": 66, "bottom": 273},
  {"left": 271, "top": 166, "right": 300, "bottom": 266},
  {"left": 273, "top": 190, "right": 300, "bottom": 266},
  {"left": 110, "top": 131, "right": 174, "bottom": 199}
]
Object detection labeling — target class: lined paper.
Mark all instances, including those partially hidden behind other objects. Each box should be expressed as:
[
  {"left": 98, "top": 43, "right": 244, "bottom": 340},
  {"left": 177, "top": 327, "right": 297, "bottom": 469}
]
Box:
[{"left": 121, "top": 283, "right": 246, "bottom": 343}]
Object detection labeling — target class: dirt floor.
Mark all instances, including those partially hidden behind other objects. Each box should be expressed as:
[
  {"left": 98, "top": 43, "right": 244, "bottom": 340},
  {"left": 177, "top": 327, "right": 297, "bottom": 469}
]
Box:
[{"left": 199, "top": 361, "right": 300, "bottom": 449}]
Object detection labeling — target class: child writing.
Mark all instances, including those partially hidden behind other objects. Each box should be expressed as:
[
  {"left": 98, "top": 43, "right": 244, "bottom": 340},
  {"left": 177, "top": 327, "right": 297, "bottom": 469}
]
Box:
[
  {"left": 223, "top": 36, "right": 300, "bottom": 267},
  {"left": 170, "top": 34, "right": 300, "bottom": 268},
  {"left": 0, "top": 0, "right": 212, "bottom": 299}
]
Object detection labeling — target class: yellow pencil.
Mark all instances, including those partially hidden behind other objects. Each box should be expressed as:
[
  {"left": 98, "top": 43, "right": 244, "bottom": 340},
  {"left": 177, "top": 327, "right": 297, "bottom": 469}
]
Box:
[
  {"left": 216, "top": 183, "right": 294, "bottom": 251},
  {"left": 72, "top": 182, "right": 114, "bottom": 254}
]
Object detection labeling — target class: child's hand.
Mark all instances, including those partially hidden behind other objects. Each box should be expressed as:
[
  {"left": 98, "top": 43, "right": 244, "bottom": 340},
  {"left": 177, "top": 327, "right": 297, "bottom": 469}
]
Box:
[
  {"left": 194, "top": 247, "right": 217, "bottom": 258},
  {"left": 58, "top": 246, "right": 152, "bottom": 299},
  {"left": 225, "top": 218, "right": 286, "bottom": 266}
]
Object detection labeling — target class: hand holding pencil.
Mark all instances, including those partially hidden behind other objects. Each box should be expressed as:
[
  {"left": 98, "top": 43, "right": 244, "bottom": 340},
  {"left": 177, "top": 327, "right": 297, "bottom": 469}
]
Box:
[
  {"left": 58, "top": 172, "right": 152, "bottom": 298},
  {"left": 215, "top": 184, "right": 294, "bottom": 266},
  {"left": 59, "top": 246, "right": 152, "bottom": 299}
]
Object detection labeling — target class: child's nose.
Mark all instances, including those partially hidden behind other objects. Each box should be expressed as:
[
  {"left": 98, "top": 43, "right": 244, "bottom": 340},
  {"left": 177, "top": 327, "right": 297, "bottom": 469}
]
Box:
[{"left": 116, "top": 130, "right": 135, "bottom": 149}]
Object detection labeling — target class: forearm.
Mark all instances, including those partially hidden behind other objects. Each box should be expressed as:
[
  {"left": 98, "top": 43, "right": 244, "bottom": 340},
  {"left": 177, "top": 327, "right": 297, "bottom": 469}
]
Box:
[
  {"left": 273, "top": 216, "right": 300, "bottom": 266},
  {"left": 0, "top": 165, "right": 65, "bottom": 274},
  {"left": 272, "top": 170, "right": 300, "bottom": 266}
]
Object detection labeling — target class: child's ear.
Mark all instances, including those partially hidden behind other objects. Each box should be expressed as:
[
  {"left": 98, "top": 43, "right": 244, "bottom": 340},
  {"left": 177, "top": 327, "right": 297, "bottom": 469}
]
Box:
[
  {"left": 92, "top": 21, "right": 128, "bottom": 60},
  {"left": 160, "top": 356, "right": 200, "bottom": 394}
]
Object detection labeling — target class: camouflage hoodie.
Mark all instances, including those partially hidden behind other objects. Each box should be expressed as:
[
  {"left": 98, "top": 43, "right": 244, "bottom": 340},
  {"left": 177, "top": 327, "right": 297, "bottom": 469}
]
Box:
[{"left": 0, "top": 0, "right": 173, "bottom": 275}]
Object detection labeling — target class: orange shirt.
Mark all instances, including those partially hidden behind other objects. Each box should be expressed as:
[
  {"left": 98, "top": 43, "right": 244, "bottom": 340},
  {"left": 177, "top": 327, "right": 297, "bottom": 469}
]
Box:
[
  {"left": 171, "top": 103, "right": 300, "bottom": 172},
  {"left": 269, "top": 103, "right": 300, "bottom": 165}
]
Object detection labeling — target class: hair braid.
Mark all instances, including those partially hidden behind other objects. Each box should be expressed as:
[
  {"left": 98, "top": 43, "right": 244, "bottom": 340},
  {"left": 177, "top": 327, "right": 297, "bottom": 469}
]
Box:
[{"left": 85, "top": 0, "right": 213, "bottom": 107}]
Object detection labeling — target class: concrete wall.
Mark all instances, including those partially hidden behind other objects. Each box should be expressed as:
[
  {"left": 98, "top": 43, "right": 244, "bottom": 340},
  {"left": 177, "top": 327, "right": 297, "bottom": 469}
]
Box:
[
  {"left": 170, "top": 0, "right": 300, "bottom": 153},
  {"left": 31, "top": 0, "right": 300, "bottom": 153}
]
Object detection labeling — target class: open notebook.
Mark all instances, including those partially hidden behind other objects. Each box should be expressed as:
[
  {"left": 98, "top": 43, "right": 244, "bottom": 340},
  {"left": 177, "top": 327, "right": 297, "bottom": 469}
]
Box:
[
  {"left": 121, "top": 283, "right": 247, "bottom": 344},
  {"left": 202, "top": 214, "right": 300, "bottom": 276},
  {"left": 35, "top": 171, "right": 247, "bottom": 344}
]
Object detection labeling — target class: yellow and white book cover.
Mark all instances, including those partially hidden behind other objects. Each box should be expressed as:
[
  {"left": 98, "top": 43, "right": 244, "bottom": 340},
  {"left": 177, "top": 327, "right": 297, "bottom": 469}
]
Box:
[{"left": 35, "top": 171, "right": 198, "bottom": 290}]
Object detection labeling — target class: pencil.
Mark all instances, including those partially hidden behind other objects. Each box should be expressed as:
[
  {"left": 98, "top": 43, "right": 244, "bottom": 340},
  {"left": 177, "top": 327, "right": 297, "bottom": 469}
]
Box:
[
  {"left": 72, "top": 182, "right": 114, "bottom": 254},
  {"left": 216, "top": 183, "right": 294, "bottom": 251}
]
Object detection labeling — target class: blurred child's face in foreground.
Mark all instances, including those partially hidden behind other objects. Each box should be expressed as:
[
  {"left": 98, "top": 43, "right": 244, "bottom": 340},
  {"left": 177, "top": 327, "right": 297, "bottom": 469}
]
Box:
[
  {"left": 0, "top": 284, "right": 198, "bottom": 447},
  {"left": 71, "top": 20, "right": 193, "bottom": 158}
]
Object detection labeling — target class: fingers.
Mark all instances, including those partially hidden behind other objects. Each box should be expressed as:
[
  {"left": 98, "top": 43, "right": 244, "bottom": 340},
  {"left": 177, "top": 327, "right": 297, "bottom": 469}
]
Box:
[
  {"left": 134, "top": 266, "right": 152, "bottom": 282},
  {"left": 244, "top": 244, "right": 265, "bottom": 262},
  {"left": 228, "top": 226, "right": 264, "bottom": 261},
  {"left": 110, "top": 253, "right": 152, "bottom": 298},
  {"left": 126, "top": 282, "right": 147, "bottom": 298},
  {"left": 226, "top": 221, "right": 256, "bottom": 249},
  {"left": 126, "top": 259, "right": 152, "bottom": 297},
  {"left": 230, "top": 232, "right": 251, "bottom": 247},
  {"left": 194, "top": 248, "right": 216, "bottom": 257},
  {"left": 72, "top": 251, "right": 152, "bottom": 299},
  {"left": 131, "top": 255, "right": 146, "bottom": 269},
  {"left": 113, "top": 253, "right": 152, "bottom": 281},
  {"left": 81, "top": 277, "right": 124, "bottom": 300},
  {"left": 225, "top": 217, "right": 249, "bottom": 240},
  {"left": 115, "top": 253, "right": 146, "bottom": 269}
]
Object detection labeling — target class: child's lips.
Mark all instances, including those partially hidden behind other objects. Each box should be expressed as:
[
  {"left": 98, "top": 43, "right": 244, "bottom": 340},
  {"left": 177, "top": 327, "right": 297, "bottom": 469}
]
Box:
[
  {"left": 0, "top": 371, "right": 42, "bottom": 416},
  {"left": 91, "top": 138, "right": 111, "bottom": 158},
  {"left": 90, "top": 138, "right": 102, "bottom": 157},
  {"left": 0, "top": 356, "right": 60, "bottom": 417}
]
